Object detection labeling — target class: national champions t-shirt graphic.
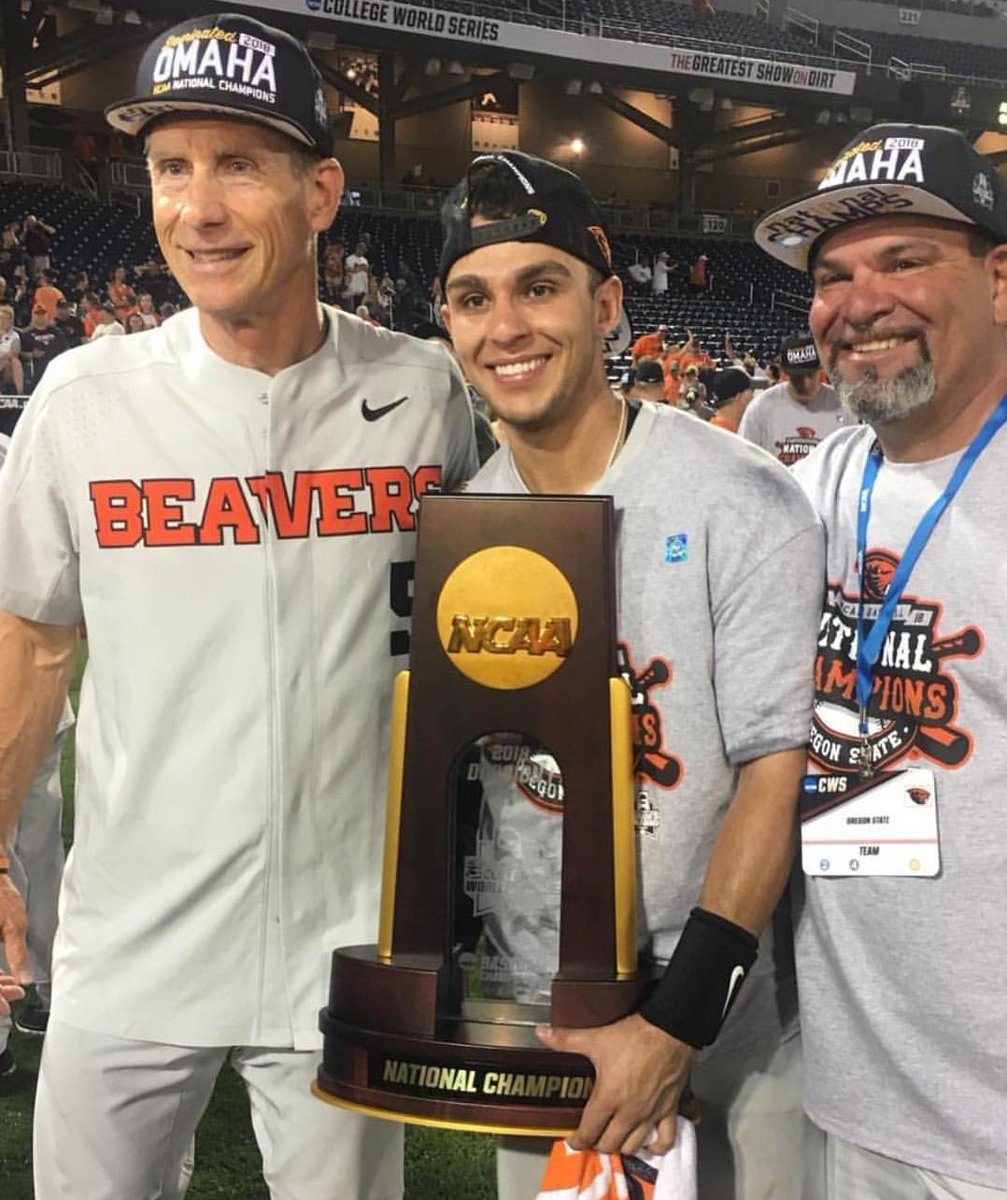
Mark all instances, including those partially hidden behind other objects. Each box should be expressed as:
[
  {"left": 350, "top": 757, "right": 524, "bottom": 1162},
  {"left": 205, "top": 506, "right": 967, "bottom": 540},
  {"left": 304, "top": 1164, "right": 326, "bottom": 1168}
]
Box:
[
  {"left": 812, "top": 548, "right": 984, "bottom": 773},
  {"left": 776, "top": 425, "right": 822, "bottom": 467}
]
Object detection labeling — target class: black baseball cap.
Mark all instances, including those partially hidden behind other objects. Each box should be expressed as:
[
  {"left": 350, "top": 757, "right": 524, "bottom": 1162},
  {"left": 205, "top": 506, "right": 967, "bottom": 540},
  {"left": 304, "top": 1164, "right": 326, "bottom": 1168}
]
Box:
[
  {"left": 781, "top": 331, "right": 821, "bottom": 375},
  {"left": 105, "top": 13, "right": 332, "bottom": 155},
  {"left": 711, "top": 367, "right": 753, "bottom": 407},
  {"left": 439, "top": 151, "right": 631, "bottom": 355},
  {"left": 634, "top": 358, "right": 665, "bottom": 385},
  {"left": 755, "top": 123, "right": 1007, "bottom": 271}
]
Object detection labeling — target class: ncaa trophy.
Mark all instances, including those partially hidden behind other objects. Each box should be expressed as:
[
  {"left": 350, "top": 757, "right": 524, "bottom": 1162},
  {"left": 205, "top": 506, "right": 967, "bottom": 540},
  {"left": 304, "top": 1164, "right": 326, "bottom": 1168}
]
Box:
[{"left": 315, "top": 493, "right": 647, "bottom": 1133}]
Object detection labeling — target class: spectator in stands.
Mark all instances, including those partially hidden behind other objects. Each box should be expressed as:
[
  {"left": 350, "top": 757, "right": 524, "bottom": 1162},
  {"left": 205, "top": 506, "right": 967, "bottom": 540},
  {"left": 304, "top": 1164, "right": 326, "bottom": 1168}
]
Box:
[
  {"left": 627, "top": 255, "right": 652, "bottom": 291},
  {"left": 10, "top": 270, "right": 30, "bottom": 328},
  {"left": 0, "top": 305, "right": 24, "bottom": 395},
  {"left": 627, "top": 357, "right": 666, "bottom": 402},
  {"left": 53, "top": 299, "right": 85, "bottom": 349},
  {"left": 320, "top": 240, "right": 345, "bottom": 305},
  {"left": 688, "top": 253, "right": 708, "bottom": 293},
  {"left": 678, "top": 363, "right": 707, "bottom": 414},
  {"left": 22, "top": 215, "right": 56, "bottom": 277},
  {"left": 708, "top": 368, "right": 754, "bottom": 433},
  {"left": 68, "top": 271, "right": 91, "bottom": 309},
  {"left": 663, "top": 358, "right": 682, "bottom": 405},
  {"left": 136, "top": 293, "right": 160, "bottom": 329},
  {"left": 106, "top": 264, "right": 137, "bottom": 323},
  {"left": 89, "top": 301, "right": 125, "bottom": 340},
  {"left": 739, "top": 331, "right": 844, "bottom": 467},
  {"left": 33, "top": 271, "right": 66, "bottom": 321},
  {"left": 652, "top": 249, "right": 671, "bottom": 295},
  {"left": 725, "top": 331, "right": 768, "bottom": 380},
  {"left": 354, "top": 303, "right": 380, "bottom": 328},
  {"left": 125, "top": 313, "right": 148, "bottom": 335},
  {"left": 345, "top": 241, "right": 370, "bottom": 306},
  {"left": 134, "top": 254, "right": 170, "bottom": 307},
  {"left": 158, "top": 301, "right": 178, "bottom": 323},
  {"left": 0, "top": 222, "right": 22, "bottom": 282},
  {"left": 79, "top": 292, "right": 103, "bottom": 339},
  {"left": 631, "top": 323, "right": 667, "bottom": 362},
  {"left": 19, "top": 305, "right": 69, "bottom": 392}
]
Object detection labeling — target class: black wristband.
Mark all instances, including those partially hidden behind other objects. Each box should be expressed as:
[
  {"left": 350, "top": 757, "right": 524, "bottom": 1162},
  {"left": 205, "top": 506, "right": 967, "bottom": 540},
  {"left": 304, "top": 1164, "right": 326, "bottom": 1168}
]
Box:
[{"left": 639, "top": 907, "right": 758, "bottom": 1049}]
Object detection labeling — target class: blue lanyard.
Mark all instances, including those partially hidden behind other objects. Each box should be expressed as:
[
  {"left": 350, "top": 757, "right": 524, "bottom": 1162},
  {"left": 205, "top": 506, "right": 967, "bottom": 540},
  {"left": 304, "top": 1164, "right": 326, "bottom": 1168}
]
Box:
[{"left": 855, "top": 393, "right": 1007, "bottom": 759}]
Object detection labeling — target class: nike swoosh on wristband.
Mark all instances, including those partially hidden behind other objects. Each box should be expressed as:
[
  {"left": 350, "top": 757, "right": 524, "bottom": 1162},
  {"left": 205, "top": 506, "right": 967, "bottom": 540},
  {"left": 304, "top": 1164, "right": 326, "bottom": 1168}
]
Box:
[
  {"left": 721, "top": 964, "right": 746, "bottom": 1019},
  {"left": 361, "top": 396, "right": 409, "bottom": 421}
]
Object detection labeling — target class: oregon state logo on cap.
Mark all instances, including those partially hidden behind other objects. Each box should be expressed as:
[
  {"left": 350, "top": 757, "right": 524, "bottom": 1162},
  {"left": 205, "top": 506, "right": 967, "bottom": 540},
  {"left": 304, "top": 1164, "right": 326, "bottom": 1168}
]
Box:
[{"left": 436, "top": 547, "right": 578, "bottom": 690}]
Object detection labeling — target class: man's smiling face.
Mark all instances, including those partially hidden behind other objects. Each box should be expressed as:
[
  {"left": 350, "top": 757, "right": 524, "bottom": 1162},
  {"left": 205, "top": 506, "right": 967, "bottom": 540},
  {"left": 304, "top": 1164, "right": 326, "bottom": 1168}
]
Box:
[
  {"left": 442, "top": 236, "right": 621, "bottom": 434},
  {"left": 148, "top": 117, "right": 327, "bottom": 324}
]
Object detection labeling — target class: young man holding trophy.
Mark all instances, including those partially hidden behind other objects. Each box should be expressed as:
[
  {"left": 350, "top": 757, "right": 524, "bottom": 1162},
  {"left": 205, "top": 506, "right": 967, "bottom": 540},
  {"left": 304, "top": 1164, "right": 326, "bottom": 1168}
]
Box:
[{"left": 439, "top": 151, "right": 825, "bottom": 1199}]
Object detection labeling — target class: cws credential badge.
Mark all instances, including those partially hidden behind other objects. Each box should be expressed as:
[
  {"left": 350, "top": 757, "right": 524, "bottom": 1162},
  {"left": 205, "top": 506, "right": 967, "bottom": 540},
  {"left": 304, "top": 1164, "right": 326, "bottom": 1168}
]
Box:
[{"left": 800, "top": 768, "right": 940, "bottom": 877}]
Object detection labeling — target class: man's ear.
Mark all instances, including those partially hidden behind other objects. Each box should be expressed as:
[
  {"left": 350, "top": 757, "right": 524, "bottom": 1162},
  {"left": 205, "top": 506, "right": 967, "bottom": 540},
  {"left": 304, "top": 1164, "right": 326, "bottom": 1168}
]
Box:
[
  {"left": 310, "top": 157, "right": 345, "bottom": 234},
  {"left": 441, "top": 300, "right": 453, "bottom": 335},
  {"left": 594, "top": 273, "right": 623, "bottom": 338},
  {"left": 989, "top": 243, "right": 1007, "bottom": 327}
]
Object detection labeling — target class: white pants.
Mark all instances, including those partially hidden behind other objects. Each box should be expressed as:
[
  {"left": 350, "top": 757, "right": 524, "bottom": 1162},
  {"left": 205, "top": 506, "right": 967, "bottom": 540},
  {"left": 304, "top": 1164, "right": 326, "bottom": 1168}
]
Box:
[
  {"left": 34, "top": 1018, "right": 404, "bottom": 1200},
  {"left": 824, "top": 1134, "right": 1007, "bottom": 1200},
  {"left": 498, "top": 1034, "right": 824, "bottom": 1200},
  {"left": 0, "top": 731, "right": 66, "bottom": 1053}
]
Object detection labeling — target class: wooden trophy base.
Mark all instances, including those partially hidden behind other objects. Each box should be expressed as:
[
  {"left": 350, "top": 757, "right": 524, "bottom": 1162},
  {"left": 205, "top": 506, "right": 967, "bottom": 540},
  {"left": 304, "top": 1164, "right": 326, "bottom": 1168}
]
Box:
[{"left": 316, "top": 945, "right": 648, "bottom": 1135}]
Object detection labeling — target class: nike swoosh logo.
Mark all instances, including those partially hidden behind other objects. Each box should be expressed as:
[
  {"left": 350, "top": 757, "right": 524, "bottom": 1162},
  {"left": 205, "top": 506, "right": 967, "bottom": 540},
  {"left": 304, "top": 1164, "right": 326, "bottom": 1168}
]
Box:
[
  {"left": 721, "top": 965, "right": 746, "bottom": 1019},
  {"left": 361, "top": 396, "right": 408, "bottom": 421}
]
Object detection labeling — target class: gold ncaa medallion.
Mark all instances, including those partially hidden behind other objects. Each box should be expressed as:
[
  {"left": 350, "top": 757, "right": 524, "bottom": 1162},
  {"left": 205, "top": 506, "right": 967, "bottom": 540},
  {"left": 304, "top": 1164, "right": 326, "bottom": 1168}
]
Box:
[{"left": 436, "top": 546, "right": 579, "bottom": 690}]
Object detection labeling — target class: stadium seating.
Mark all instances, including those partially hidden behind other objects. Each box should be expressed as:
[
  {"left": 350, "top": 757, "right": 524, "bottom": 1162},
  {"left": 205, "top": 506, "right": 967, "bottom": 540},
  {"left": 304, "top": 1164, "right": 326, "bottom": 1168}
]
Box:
[{"left": 2, "top": 180, "right": 809, "bottom": 373}]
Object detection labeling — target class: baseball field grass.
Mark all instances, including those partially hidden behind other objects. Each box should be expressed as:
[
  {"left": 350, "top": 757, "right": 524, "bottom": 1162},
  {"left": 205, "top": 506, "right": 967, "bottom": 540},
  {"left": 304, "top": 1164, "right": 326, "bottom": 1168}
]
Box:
[{"left": 0, "top": 646, "right": 496, "bottom": 1199}]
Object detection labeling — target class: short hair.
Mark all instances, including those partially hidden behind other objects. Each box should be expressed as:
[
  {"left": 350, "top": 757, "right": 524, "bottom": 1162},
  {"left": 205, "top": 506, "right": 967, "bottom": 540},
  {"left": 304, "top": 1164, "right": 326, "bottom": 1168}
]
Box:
[{"left": 0, "top": 304, "right": 13, "bottom": 321}]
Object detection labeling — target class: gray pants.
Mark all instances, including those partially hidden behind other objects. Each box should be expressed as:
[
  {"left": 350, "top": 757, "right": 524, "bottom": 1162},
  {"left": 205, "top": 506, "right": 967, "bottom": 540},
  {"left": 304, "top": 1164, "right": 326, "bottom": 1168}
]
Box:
[
  {"left": 823, "top": 1135, "right": 1007, "bottom": 1200},
  {"left": 34, "top": 1018, "right": 404, "bottom": 1200}
]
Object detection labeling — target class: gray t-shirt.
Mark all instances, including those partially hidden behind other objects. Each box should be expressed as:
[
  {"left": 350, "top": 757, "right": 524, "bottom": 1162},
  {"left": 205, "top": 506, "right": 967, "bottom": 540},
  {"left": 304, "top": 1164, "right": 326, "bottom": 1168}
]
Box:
[
  {"left": 739, "top": 380, "right": 845, "bottom": 466},
  {"left": 794, "top": 425, "right": 1007, "bottom": 1188},
  {"left": 469, "top": 401, "right": 823, "bottom": 1059}
]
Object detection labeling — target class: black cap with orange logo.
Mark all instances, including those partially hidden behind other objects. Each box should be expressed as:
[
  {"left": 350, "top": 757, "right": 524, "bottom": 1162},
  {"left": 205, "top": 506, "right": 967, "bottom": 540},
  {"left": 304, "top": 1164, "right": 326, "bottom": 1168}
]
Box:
[{"left": 439, "top": 150, "right": 630, "bottom": 353}]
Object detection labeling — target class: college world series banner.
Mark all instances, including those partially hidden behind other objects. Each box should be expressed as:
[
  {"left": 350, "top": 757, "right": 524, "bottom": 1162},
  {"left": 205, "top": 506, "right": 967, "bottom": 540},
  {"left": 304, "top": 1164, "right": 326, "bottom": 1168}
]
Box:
[{"left": 246, "top": 0, "right": 858, "bottom": 96}]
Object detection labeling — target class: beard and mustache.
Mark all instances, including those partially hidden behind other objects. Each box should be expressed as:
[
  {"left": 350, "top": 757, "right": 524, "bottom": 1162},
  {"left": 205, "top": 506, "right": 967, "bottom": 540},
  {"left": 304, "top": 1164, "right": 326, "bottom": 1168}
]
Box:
[{"left": 829, "top": 334, "right": 937, "bottom": 426}]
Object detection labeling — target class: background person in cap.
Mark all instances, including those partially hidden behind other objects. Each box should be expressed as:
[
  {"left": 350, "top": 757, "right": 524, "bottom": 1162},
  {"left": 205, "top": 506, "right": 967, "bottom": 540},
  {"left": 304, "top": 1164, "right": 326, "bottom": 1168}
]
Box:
[
  {"left": 0, "top": 11, "right": 477, "bottom": 1199},
  {"left": 439, "top": 149, "right": 825, "bottom": 1200},
  {"left": 53, "top": 298, "right": 84, "bottom": 348},
  {"left": 88, "top": 298, "right": 125, "bottom": 339},
  {"left": 18, "top": 303, "right": 68, "bottom": 391},
  {"left": 738, "top": 330, "right": 844, "bottom": 466},
  {"left": 757, "top": 121, "right": 1007, "bottom": 1198},
  {"left": 708, "top": 368, "right": 754, "bottom": 433},
  {"left": 627, "top": 356, "right": 667, "bottom": 402}
]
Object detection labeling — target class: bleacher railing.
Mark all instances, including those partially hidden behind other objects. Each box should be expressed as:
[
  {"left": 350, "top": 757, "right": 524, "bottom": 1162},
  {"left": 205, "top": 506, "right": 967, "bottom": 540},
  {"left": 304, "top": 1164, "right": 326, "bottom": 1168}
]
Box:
[
  {"left": 0, "top": 148, "right": 62, "bottom": 184},
  {"left": 770, "top": 288, "right": 812, "bottom": 315}
]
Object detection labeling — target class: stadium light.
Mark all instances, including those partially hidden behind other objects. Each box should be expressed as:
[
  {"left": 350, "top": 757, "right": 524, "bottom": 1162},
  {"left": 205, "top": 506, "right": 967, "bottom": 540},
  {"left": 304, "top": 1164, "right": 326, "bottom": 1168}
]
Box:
[
  {"left": 424, "top": 58, "right": 442, "bottom": 76},
  {"left": 306, "top": 31, "right": 337, "bottom": 50},
  {"left": 566, "top": 79, "right": 583, "bottom": 95},
  {"left": 122, "top": 8, "right": 142, "bottom": 23},
  {"left": 446, "top": 60, "right": 465, "bottom": 75},
  {"left": 587, "top": 81, "right": 603, "bottom": 94},
  {"left": 999, "top": 101, "right": 1007, "bottom": 126},
  {"left": 570, "top": 137, "right": 586, "bottom": 156},
  {"left": 508, "top": 63, "right": 535, "bottom": 80}
]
